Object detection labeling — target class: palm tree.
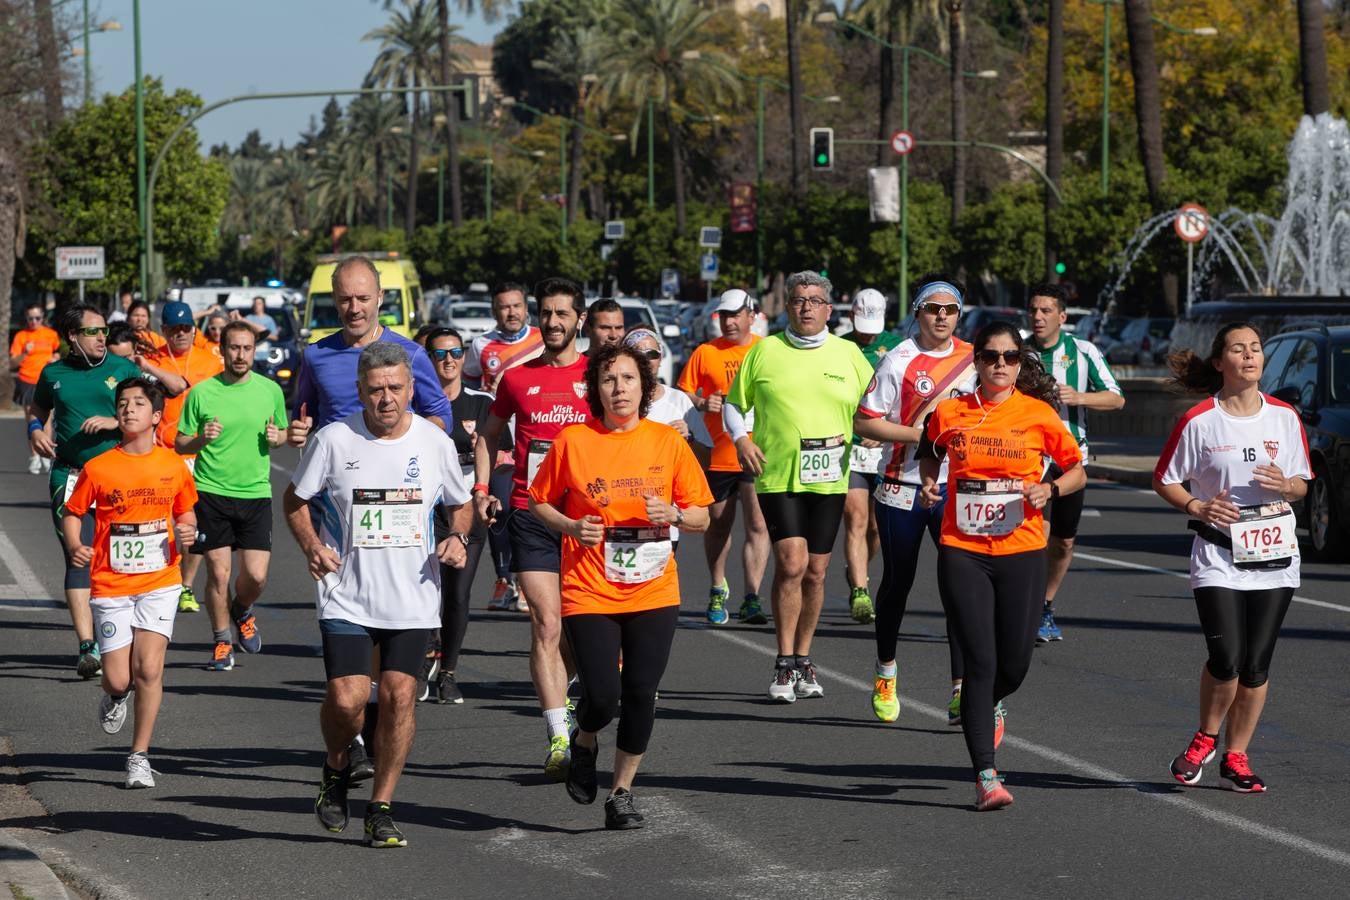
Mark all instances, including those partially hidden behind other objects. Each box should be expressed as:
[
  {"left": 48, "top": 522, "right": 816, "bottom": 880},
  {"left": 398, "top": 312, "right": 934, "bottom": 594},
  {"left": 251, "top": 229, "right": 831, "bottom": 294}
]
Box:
[
  {"left": 533, "top": 14, "right": 608, "bottom": 226},
  {"left": 1044, "top": 0, "right": 1063, "bottom": 279},
  {"left": 598, "top": 0, "right": 742, "bottom": 234},
  {"left": 947, "top": 0, "right": 965, "bottom": 225},
  {"left": 312, "top": 138, "right": 375, "bottom": 228},
  {"left": 223, "top": 157, "right": 268, "bottom": 235},
  {"left": 785, "top": 0, "right": 806, "bottom": 196},
  {"left": 1123, "top": 0, "right": 1172, "bottom": 310},
  {"left": 342, "top": 94, "right": 408, "bottom": 228},
  {"left": 33, "top": 0, "right": 61, "bottom": 131},
  {"left": 1297, "top": 0, "right": 1330, "bottom": 117}
]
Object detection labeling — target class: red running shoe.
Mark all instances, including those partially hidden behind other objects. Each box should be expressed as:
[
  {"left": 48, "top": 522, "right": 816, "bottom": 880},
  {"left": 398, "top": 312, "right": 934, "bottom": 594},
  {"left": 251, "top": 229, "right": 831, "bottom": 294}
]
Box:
[
  {"left": 976, "top": 769, "right": 1014, "bottom": 811},
  {"left": 1220, "top": 750, "right": 1266, "bottom": 793},
  {"left": 1170, "top": 730, "right": 1217, "bottom": 785}
]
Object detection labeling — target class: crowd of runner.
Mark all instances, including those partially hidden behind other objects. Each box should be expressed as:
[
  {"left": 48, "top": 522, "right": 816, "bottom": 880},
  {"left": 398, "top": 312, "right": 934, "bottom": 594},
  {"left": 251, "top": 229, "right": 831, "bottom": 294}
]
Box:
[{"left": 18, "top": 257, "right": 1308, "bottom": 843}]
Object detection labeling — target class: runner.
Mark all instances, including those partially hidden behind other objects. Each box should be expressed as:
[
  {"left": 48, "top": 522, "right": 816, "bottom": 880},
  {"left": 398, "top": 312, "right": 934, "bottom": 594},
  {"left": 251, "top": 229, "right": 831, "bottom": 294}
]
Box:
[
  {"left": 530, "top": 344, "right": 712, "bottom": 829},
  {"left": 1029, "top": 283, "right": 1124, "bottom": 642},
  {"left": 917, "top": 321, "right": 1083, "bottom": 810},
  {"left": 63, "top": 377, "right": 198, "bottom": 788},
  {"left": 854, "top": 276, "right": 976, "bottom": 724},
  {"left": 724, "top": 272, "right": 873, "bottom": 701},
  {"left": 284, "top": 342, "right": 472, "bottom": 847},
  {"left": 584, "top": 298, "right": 626, "bottom": 352},
  {"left": 473, "top": 277, "right": 591, "bottom": 779},
  {"left": 675, "top": 289, "right": 770, "bottom": 625},
  {"left": 1154, "top": 322, "right": 1309, "bottom": 794},
  {"left": 201, "top": 311, "right": 229, "bottom": 358},
  {"left": 623, "top": 327, "right": 712, "bottom": 469},
  {"left": 27, "top": 304, "right": 144, "bottom": 677},
  {"left": 175, "top": 321, "right": 287, "bottom": 672},
  {"left": 839, "top": 288, "right": 902, "bottom": 624},
  {"left": 146, "top": 301, "right": 224, "bottom": 614},
  {"left": 10, "top": 302, "right": 60, "bottom": 475},
  {"left": 106, "top": 323, "right": 137, "bottom": 359},
  {"left": 126, "top": 300, "right": 166, "bottom": 352}
]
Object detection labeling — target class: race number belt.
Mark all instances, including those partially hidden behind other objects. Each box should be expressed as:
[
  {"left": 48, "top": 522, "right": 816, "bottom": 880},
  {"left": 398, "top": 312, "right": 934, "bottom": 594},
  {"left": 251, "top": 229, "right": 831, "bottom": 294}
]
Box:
[
  {"left": 799, "top": 435, "right": 845, "bottom": 484},
  {"left": 527, "top": 439, "right": 552, "bottom": 487},
  {"left": 109, "top": 518, "right": 171, "bottom": 574},
  {"left": 603, "top": 525, "right": 672, "bottom": 585},
  {"left": 850, "top": 443, "right": 883, "bottom": 476},
  {"left": 874, "top": 478, "right": 916, "bottom": 511},
  {"left": 1231, "top": 502, "right": 1297, "bottom": 567},
  {"left": 954, "top": 478, "right": 1024, "bottom": 536},
  {"left": 351, "top": 488, "right": 423, "bottom": 548}
]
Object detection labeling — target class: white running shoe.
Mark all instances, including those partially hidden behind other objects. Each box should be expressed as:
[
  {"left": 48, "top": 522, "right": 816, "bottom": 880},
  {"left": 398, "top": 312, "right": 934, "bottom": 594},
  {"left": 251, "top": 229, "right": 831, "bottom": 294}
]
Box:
[
  {"left": 27, "top": 455, "right": 42, "bottom": 475},
  {"left": 98, "top": 692, "right": 129, "bottom": 735},
  {"left": 125, "top": 752, "right": 155, "bottom": 789},
  {"left": 768, "top": 666, "right": 798, "bottom": 703},
  {"left": 794, "top": 663, "right": 824, "bottom": 699}
]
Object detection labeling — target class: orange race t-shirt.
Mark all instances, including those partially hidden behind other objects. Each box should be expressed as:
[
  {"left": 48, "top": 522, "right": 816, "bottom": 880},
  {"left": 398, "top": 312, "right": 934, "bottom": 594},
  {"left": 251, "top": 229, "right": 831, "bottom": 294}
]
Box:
[
  {"left": 529, "top": 418, "right": 714, "bottom": 617},
  {"left": 675, "top": 335, "right": 761, "bottom": 472},
  {"left": 65, "top": 445, "right": 198, "bottom": 598},
  {"left": 147, "top": 344, "right": 225, "bottom": 450},
  {"left": 8, "top": 325, "right": 61, "bottom": 385},
  {"left": 925, "top": 388, "right": 1082, "bottom": 556}
]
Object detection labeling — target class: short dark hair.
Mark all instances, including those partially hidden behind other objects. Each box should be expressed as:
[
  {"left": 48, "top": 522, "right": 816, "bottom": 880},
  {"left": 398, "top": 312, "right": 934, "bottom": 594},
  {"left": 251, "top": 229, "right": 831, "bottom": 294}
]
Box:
[
  {"left": 106, "top": 323, "right": 136, "bottom": 347},
  {"left": 1028, "top": 282, "right": 1069, "bottom": 311},
  {"left": 424, "top": 326, "right": 465, "bottom": 347},
  {"left": 413, "top": 323, "right": 442, "bottom": 347},
  {"left": 60, "top": 303, "right": 104, "bottom": 339},
  {"left": 585, "top": 344, "right": 657, "bottom": 420},
  {"left": 23, "top": 301, "right": 43, "bottom": 317},
  {"left": 220, "top": 321, "right": 257, "bottom": 346},
  {"left": 127, "top": 299, "right": 151, "bottom": 318},
  {"left": 491, "top": 281, "right": 528, "bottom": 302},
  {"left": 535, "top": 276, "right": 586, "bottom": 315},
  {"left": 115, "top": 376, "right": 166, "bottom": 413},
  {"left": 586, "top": 298, "right": 622, "bottom": 324}
]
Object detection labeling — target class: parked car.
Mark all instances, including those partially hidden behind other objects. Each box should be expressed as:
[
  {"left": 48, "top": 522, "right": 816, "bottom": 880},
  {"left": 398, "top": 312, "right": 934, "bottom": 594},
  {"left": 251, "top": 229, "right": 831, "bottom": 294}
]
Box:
[
  {"left": 955, "top": 306, "right": 1030, "bottom": 342},
  {"left": 445, "top": 300, "right": 496, "bottom": 342},
  {"left": 1104, "top": 316, "right": 1174, "bottom": 366},
  {"left": 1062, "top": 306, "right": 1095, "bottom": 334},
  {"left": 1258, "top": 324, "right": 1350, "bottom": 560},
  {"left": 220, "top": 293, "right": 301, "bottom": 398},
  {"left": 1088, "top": 315, "right": 1129, "bottom": 355},
  {"left": 576, "top": 297, "right": 677, "bottom": 384}
]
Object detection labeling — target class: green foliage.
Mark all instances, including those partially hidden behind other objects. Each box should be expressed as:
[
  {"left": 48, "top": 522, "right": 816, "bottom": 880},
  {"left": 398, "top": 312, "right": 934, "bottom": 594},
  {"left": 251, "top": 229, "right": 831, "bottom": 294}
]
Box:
[{"left": 409, "top": 210, "right": 604, "bottom": 287}]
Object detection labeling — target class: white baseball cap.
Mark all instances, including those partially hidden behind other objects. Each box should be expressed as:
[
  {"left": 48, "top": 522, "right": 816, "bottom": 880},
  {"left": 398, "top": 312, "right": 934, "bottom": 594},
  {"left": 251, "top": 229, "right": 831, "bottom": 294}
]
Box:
[
  {"left": 852, "top": 288, "right": 887, "bottom": 334},
  {"left": 714, "top": 289, "right": 754, "bottom": 314}
]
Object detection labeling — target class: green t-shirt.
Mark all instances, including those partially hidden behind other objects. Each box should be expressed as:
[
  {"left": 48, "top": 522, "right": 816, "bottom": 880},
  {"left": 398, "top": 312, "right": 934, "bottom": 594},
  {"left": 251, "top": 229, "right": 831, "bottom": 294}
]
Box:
[
  {"left": 847, "top": 329, "right": 903, "bottom": 370},
  {"left": 727, "top": 332, "right": 874, "bottom": 495},
  {"left": 33, "top": 355, "right": 142, "bottom": 468},
  {"left": 179, "top": 373, "right": 288, "bottom": 499}
]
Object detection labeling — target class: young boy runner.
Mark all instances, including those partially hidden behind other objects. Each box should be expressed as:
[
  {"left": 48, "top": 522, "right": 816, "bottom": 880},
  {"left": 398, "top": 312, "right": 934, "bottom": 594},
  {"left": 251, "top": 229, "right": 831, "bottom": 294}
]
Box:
[{"left": 63, "top": 377, "right": 198, "bottom": 789}]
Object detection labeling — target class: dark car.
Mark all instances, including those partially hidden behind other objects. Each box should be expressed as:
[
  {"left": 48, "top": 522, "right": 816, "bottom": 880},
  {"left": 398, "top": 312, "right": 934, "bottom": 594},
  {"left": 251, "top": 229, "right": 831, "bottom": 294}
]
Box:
[
  {"left": 1258, "top": 324, "right": 1350, "bottom": 559},
  {"left": 954, "top": 306, "right": 1029, "bottom": 342},
  {"left": 222, "top": 295, "right": 301, "bottom": 398}
]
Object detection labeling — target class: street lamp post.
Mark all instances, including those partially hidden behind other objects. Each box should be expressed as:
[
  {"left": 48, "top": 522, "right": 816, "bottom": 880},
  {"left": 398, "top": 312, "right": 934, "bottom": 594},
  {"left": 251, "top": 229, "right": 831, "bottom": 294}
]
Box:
[{"left": 134, "top": 0, "right": 146, "bottom": 299}]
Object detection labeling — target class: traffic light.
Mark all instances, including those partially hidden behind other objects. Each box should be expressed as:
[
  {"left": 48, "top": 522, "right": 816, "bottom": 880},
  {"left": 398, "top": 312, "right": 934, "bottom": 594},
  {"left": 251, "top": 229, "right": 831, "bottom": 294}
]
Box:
[
  {"left": 810, "top": 127, "right": 834, "bottom": 170},
  {"left": 1054, "top": 261, "right": 1067, "bottom": 276}
]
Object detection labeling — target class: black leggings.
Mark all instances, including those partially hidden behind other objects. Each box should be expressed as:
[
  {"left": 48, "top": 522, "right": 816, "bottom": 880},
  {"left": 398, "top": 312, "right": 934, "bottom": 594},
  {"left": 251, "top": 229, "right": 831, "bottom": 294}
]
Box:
[
  {"left": 1193, "top": 586, "right": 1294, "bottom": 688},
  {"left": 937, "top": 545, "right": 1045, "bottom": 774},
  {"left": 434, "top": 506, "right": 487, "bottom": 672},
  {"left": 562, "top": 605, "right": 679, "bottom": 755}
]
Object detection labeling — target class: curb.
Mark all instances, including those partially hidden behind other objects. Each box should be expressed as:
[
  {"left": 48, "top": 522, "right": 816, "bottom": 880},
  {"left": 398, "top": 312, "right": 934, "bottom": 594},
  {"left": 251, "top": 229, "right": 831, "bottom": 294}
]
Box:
[
  {"left": 0, "top": 831, "right": 74, "bottom": 900},
  {"left": 1086, "top": 462, "right": 1154, "bottom": 489}
]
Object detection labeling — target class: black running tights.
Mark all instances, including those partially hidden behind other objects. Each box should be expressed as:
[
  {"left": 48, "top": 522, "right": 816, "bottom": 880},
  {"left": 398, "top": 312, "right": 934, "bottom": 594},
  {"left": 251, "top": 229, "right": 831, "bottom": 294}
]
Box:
[
  {"left": 1193, "top": 586, "right": 1294, "bottom": 688},
  {"left": 937, "top": 545, "right": 1045, "bottom": 774},
  {"left": 437, "top": 525, "right": 486, "bottom": 672},
  {"left": 562, "top": 605, "right": 679, "bottom": 755}
]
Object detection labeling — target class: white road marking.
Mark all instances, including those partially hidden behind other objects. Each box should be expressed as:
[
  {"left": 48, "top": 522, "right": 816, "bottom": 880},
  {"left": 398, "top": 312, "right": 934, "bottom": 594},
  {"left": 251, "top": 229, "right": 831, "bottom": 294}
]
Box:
[
  {"left": 707, "top": 628, "right": 1350, "bottom": 869},
  {"left": 1080, "top": 508, "right": 1102, "bottom": 518},
  {"left": 0, "top": 527, "right": 62, "bottom": 610}
]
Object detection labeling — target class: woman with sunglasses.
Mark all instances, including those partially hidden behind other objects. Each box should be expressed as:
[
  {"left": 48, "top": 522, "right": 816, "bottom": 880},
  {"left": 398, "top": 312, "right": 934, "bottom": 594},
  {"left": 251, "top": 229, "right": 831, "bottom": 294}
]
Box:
[
  {"left": 917, "top": 321, "right": 1084, "bottom": 810},
  {"left": 1153, "top": 323, "right": 1310, "bottom": 793}
]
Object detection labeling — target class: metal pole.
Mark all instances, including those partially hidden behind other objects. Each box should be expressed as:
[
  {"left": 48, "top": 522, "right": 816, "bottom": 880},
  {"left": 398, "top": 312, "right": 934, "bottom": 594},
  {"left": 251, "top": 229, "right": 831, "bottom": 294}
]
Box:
[
  {"left": 437, "top": 156, "right": 444, "bottom": 225},
  {"left": 560, "top": 126, "right": 568, "bottom": 246},
  {"left": 133, "top": 0, "right": 147, "bottom": 299},
  {"left": 1186, "top": 240, "right": 1194, "bottom": 315},
  {"left": 900, "top": 45, "right": 909, "bottom": 316},
  {"left": 82, "top": 0, "right": 91, "bottom": 105},
  {"left": 756, "top": 75, "right": 764, "bottom": 295},
  {"left": 78, "top": 279, "right": 85, "bottom": 303},
  {"left": 386, "top": 167, "right": 393, "bottom": 230},
  {"left": 646, "top": 97, "right": 655, "bottom": 209},
  {"left": 1101, "top": 2, "right": 1111, "bottom": 196}
]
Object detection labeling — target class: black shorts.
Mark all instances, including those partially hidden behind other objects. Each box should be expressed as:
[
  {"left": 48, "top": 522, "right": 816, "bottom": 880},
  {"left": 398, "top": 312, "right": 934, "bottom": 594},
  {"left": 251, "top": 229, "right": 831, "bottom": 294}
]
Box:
[
  {"left": 757, "top": 491, "right": 847, "bottom": 555},
  {"left": 508, "top": 506, "right": 561, "bottom": 574},
  {"left": 319, "top": 618, "right": 432, "bottom": 680},
  {"left": 12, "top": 380, "right": 36, "bottom": 408},
  {"left": 706, "top": 467, "right": 756, "bottom": 503},
  {"left": 1043, "top": 468, "right": 1087, "bottom": 539},
  {"left": 192, "top": 491, "right": 273, "bottom": 553}
]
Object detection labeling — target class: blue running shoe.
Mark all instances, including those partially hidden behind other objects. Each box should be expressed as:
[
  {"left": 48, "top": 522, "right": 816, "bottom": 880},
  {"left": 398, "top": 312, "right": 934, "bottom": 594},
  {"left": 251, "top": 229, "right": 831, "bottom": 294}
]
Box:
[
  {"left": 706, "top": 582, "right": 730, "bottom": 625},
  {"left": 232, "top": 603, "right": 262, "bottom": 654},
  {"left": 1037, "top": 605, "right": 1062, "bottom": 642}
]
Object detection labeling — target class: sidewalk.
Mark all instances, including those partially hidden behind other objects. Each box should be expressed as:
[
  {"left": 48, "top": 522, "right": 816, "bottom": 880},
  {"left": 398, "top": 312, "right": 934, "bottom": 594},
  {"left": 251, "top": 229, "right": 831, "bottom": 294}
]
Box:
[
  {"left": 1085, "top": 435, "right": 1161, "bottom": 488},
  {"left": 1, "top": 739, "right": 75, "bottom": 900}
]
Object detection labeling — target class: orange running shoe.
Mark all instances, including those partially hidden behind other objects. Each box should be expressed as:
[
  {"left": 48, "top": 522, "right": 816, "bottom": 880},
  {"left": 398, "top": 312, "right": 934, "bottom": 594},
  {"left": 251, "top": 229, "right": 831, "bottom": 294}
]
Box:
[{"left": 976, "top": 769, "right": 1014, "bottom": 811}]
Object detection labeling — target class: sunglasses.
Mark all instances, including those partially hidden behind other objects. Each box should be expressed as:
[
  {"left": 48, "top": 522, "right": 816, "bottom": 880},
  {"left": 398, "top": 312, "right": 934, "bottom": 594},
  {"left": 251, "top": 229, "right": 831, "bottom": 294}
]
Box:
[
  {"left": 976, "top": 349, "right": 1022, "bottom": 366},
  {"left": 633, "top": 349, "right": 662, "bottom": 361},
  {"left": 76, "top": 326, "right": 110, "bottom": 337},
  {"left": 431, "top": 346, "right": 465, "bottom": 361},
  {"left": 920, "top": 303, "right": 961, "bottom": 317}
]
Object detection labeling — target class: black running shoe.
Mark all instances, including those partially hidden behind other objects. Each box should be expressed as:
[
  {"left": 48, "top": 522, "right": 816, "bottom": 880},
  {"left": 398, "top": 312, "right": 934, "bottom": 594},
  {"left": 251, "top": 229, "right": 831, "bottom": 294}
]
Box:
[
  {"left": 315, "top": 763, "right": 350, "bottom": 833},
  {"left": 1220, "top": 750, "right": 1266, "bottom": 793},
  {"left": 436, "top": 671, "right": 463, "bottom": 705},
  {"left": 364, "top": 802, "right": 407, "bottom": 847},
  {"left": 416, "top": 652, "right": 440, "bottom": 703},
  {"left": 566, "top": 731, "right": 598, "bottom": 805},
  {"left": 604, "top": 788, "right": 645, "bottom": 830},
  {"left": 348, "top": 740, "right": 375, "bottom": 784}
]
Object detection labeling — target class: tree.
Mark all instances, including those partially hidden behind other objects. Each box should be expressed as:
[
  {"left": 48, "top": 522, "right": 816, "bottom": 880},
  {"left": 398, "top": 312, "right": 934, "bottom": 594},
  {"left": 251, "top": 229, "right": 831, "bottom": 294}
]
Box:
[
  {"left": 532, "top": 9, "right": 608, "bottom": 225},
  {"left": 1297, "top": 0, "right": 1330, "bottom": 117},
  {"left": 33, "top": 0, "right": 63, "bottom": 132},
  {"left": 948, "top": 0, "right": 966, "bottom": 224},
  {"left": 1044, "top": 0, "right": 1063, "bottom": 279},
  {"left": 785, "top": 0, "right": 806, "bottom": 196},
  {"left": 1122, "top": 0, "right": 1165, "bottom": 207}
]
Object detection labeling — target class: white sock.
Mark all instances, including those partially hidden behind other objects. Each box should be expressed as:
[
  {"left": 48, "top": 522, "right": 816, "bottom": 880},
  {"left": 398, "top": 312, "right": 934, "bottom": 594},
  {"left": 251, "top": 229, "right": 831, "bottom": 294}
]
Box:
[
  {"left": 353, "top": 734, "right": 365, "bottom": 747},
  {"left": 543, "top": 707, "right": 570, "bottom": 740},
  {"left": 876, "top": 660, "right": 897, "bottom": 678}
]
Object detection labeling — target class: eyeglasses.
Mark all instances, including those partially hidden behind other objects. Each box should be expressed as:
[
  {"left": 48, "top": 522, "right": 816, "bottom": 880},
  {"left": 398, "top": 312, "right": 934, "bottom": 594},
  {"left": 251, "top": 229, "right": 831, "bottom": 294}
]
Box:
[
  {"left": 975, "top": 349, "right": 1022, "bottom": 366},
  {"left": 431, "top": 347, "right": 465, "bottom": 361},
  {"left": 788, "top": 297, "right": 830, "bottom": 309},
  {"left": 75, "top": 326, "right": 110, "bottom": 337},
  {"left": 633, "top": 348, "right": 662, "bottom": 361},
  {"left": 920, "top": 303, "right": 961, "bottom": 317}
]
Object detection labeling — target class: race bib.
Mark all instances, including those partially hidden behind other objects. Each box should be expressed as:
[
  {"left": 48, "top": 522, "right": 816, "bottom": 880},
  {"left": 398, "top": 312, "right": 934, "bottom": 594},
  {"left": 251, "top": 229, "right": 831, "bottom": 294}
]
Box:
[
  {"left": 351, "top": 488, "right": 424, "bottom": 548},
  {"left": 603, "top": 525, "right": 673, "bottom": 585},
  {"left": 799, "top": 435, "right": 845, "bottom": 484},
  {"left": 109, "top": 519, "right": 171, "bottom": 574},
  {"left": 851, "top": 443, "right": 883, "bottom": 475},
  {"left": 874, "top": 479, "right": 916, "bottom": 511},
  {"left": 1230, "top": 502, "right": 1297, "bottom": 565},
  {"left": 527, "top": 439, "right": 552, "bottom": 487},
  {"left": 955, "top": 478, "right": 1024, "bottom": 536}
]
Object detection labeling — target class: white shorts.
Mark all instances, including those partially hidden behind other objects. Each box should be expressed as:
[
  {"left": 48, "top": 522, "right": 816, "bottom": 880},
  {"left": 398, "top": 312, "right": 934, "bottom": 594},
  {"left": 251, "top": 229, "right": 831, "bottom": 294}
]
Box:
[{"left": 91, "top": 584, "right": 179, "bottom": 653}]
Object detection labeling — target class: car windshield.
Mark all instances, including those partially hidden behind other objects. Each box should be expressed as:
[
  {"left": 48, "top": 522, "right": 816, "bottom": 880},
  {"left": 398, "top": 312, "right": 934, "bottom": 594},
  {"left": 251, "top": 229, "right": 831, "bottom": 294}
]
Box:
[
  {"left": 1332, "top": 339, "right": 1350, "bottom": 402},
  {"left": 308, "top": 289, "right": 404, "bottom": 328},
  {"left": 449, "top": 302, "right": 493, "bottom": 319},
  {"left": 623, "top": 305, "right": 657, "bottom": 331}
]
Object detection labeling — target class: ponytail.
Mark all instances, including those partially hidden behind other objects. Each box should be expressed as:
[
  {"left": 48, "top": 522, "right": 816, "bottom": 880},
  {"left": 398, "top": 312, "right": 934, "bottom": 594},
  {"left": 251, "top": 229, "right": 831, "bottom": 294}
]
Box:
[{"left": 1167, "top": 321, "right": 1260, "bottom": 395}]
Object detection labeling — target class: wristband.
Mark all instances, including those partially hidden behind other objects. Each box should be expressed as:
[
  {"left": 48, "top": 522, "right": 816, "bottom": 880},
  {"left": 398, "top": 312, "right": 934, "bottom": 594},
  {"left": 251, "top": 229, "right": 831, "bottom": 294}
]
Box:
[
  {"left": 674, "top": 506, "right": 685, "bottom": 526},
  {"left": 472, "top": 482, "right": 490, "bottom": 495},
  {"left": 1184, "top": 498, "right": 1200, "bottom": 516},
  {"left": 27, "top": 419, "right": 43, "bottom": 434}
]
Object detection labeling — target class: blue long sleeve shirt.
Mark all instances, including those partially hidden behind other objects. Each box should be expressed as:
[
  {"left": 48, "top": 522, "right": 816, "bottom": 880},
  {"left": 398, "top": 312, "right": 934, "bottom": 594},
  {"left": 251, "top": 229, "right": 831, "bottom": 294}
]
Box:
[{"left": 292, "top": 329, "right": 453, "bottom": 430}]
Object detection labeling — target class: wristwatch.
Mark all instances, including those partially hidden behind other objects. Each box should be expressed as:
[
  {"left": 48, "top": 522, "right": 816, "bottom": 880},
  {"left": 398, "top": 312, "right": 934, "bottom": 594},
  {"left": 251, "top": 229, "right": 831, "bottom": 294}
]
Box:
[
  {"left": 674, "top": 506, "right": 685, "bottom": 526},
  {"left": 450, "top": 531, "right": 470, "bottom": 549}
]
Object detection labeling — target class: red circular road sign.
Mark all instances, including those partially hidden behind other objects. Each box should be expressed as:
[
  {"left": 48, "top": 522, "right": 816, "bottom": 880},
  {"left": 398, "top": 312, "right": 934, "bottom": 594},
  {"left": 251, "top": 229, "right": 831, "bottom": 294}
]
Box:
[
  {"left": 1174, "top": 203, "right": 1209, "bottom": 243},
  {"left": 890, "top": 130, "right": 915, "bottom": 156}
]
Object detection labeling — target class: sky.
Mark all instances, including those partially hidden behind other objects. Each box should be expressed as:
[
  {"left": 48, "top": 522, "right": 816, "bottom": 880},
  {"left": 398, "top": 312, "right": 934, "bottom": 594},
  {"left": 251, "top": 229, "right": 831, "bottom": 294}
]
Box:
[{"left": 78, "top": 0, "right": 501, "bottom": 152}]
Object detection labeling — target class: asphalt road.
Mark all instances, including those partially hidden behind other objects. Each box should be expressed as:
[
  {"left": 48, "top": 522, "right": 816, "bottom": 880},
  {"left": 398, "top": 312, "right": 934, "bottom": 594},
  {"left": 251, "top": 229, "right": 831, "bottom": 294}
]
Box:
[{"left": 2, "top": 424, "right": 1348, "bottom": 899}]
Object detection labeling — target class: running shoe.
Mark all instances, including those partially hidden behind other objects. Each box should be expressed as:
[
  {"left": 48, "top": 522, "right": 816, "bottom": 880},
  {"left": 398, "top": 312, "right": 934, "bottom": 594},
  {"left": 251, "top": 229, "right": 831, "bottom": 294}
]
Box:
[
  {"left": 975, "top": 768, "right": 1014, "bottom": 811},
  {"left": 565, "top": 697, "right": 578, "bottom": 733},
  {"left": 315, "top": 763, "right": 350, "bottom": 832},
  {"left": 76, "top": 640, "right": 101, "bottom": 679},
  {"left": 604, "top": 788, "right": 645, "bottom": 830},
  {"left": 849, "top": 587, "right": 876, "bottom": 624},
  {"left": 208, "top": 641, "right": 235, "bottom": 672},
  {"left": 544, "top": 734, "right": 571, "bottom": 782},
  {"left": 177, "top": 586, "right": 199, "bottom": 613},
  {"left": 566, "top": 731, "right": 598, "bottom": 805},
  {"left": 232, "top": 604, "right": 262, "bottom": 654},
  {"left": 947, "top": 684, "right": 963, "bottom": 727},
  {"left": 795, "top": 661, "right": 824, "bottom": 699},
  {"left": 27, "top": 455, "right": 42, "bottom": 475},
  {"left": 347, "top": 739, "right": 375, "bottom": 784},
  {"left": 993, "top": 701, "right": 1007, "bottom": 750},
  {"left": 1036, "top": 605, "right": 1062, "bottom": 642},
  {"left": 125, "top": 752, "right": 155, "bottom": 789},
  {"left": 738, "top": 593, "right": 768, "bottom": 625},
  {"left": 1220, "top": 750, "right": 1266, "bottom": 793},
  {"left": 98, "top": 692, "right": 129, "bottom": 735},
  {"left": 364, "top": 802, "right": 407, "bottom": 848},
  {"left": 436, "top": 671, "right": 464, "bottom": 705},
  {"left": 42, "top": 456, "right": 51, "bottom": 473},
  {"left": 416, "top": 653, "right": 441, "bottom": 703},
  {"left": 488, "top": 577, "right": 516, "bottom": 610},
  {"left": 706, "top": 581, "right": 730, "bottom": 625},
  {"left": 871, "top": 673, "right": 899, "bottom": 722},
  {"left": 514, "top": 580, "right": 529, "bottom": 613},
  {"left": 768, "top": 665, "right": 798, "bottom": 703},
  {"left": 1169, "top": 730, "right": 1217, "bottom": 785}
]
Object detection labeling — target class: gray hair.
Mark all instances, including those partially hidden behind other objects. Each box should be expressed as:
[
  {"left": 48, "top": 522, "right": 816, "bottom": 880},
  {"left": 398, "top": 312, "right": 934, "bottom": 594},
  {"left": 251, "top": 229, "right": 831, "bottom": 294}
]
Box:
[
  {"left": 357, "top": 341, "right": 411, "bottom": 381},
  {"left": 786, "top": 270, "right": 833, "bottom": 299},
  {"left": 332, "top": 255, "right": 382, "bottom": 293}
]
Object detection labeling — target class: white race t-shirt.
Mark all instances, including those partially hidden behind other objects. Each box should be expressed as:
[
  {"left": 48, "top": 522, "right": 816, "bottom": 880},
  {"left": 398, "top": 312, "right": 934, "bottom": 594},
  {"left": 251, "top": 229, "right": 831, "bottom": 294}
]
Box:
[
  {"left": 291, "top": 412, "right": 472, "bottom": 628},
  {"left": 645, "top": 386, "right": 712, "bottom": 541},
  {"left": 1155, "top": 394, "right": 1312, "bottom": 590}
]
